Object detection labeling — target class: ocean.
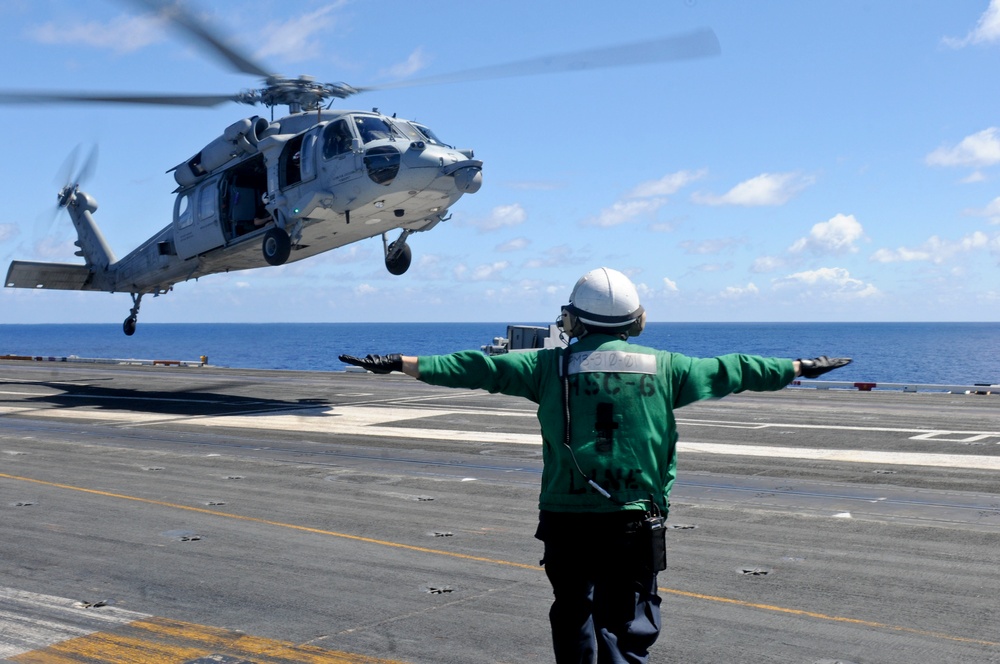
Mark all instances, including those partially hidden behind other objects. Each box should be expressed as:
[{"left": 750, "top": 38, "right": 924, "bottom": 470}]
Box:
[{"left": 1, "top": 322, "right": 998, "bottom": 386}]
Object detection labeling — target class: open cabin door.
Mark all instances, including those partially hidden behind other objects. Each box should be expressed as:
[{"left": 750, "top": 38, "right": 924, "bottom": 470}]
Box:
[
  {"left": 173, "top": 176, "right": 225, "bottom": 260},
  {"left": 219, "top": 154, "right": 269, "bottom": 241}
]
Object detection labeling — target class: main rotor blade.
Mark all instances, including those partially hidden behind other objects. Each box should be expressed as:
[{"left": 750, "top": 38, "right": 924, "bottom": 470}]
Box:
[
  {"left": 356, "top": 28, "right": 721, "bottom": 93},
  {"left": 124, "top": 0, "right": 273, "bottom": 79},
  {"left": 0, "top": 91, "right": 242, "bottom": 107}
]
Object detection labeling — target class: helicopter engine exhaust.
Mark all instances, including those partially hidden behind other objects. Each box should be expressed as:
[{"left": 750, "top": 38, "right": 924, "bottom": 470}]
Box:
[{"left": 173, "top": 116, "right": 272, "bottom": 187}]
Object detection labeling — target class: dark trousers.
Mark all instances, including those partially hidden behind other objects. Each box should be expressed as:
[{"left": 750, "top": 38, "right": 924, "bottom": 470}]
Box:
[{"left": 536, "top": 511, "right": 662, "bottom": 664}]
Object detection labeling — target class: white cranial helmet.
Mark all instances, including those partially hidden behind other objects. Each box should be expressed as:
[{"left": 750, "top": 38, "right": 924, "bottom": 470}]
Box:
[{"left": 565, "top": 267, "right": 645, "bottom": 328}]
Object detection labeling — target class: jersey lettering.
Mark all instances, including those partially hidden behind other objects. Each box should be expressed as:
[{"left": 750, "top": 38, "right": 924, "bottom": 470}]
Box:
[
  {"left": 567, "top": 350, "right": 656, "bottom": 376},
  {"left": 568, "top": 371, "right": 658, "bottom": 398}
]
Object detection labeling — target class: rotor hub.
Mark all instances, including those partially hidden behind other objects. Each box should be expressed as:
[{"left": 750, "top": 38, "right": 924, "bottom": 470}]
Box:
[{"left": 240, "top": 76, "right": 360, "bottom": 113}]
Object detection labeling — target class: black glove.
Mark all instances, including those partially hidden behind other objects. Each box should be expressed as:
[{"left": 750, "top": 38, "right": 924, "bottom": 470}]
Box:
[
  {"left": 797, "top": 356, "right": 852, "bottom": 379},
  {"left": 339, "top": 353, "right": 403, "bottom": 374}
]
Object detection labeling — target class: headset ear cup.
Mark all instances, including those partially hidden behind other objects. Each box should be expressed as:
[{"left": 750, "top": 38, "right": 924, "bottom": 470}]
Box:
[
  {"left": 567, "top": 313, "right": 584, "bottom": 338},
  {"left": 628, "top": 311, "right": 647, "bottom": 338}
]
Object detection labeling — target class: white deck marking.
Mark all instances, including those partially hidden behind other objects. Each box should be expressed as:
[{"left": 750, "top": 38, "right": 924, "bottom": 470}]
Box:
[
  {"left": 680, "top": 442, "right": 1000, "bottom": 470},
  {"left": 0, "top": 587, "right": 148, "bottom": 658},
  {"left": 3, "top": 405, "right": 999, "bottom": 469},
  {"left": 677, "top": 418, "right": 1000, "bottom": 439}
]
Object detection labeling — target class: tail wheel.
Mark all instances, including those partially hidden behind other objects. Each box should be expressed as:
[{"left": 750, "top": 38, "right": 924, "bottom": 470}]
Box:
[
  {"left": 262, "top": 227, "right": 291, "bottom": 266},
  {"left": 385, "top": 242, "right": 412, "bottom": 275},
  {"left": 123, "top": 316, "right": 137, "bottom": 336}
]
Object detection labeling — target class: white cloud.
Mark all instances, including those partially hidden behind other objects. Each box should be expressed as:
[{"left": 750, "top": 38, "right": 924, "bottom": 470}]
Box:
[
  {"left": 870, "top": 247, "right": 932, "bottom": 263},
  {"left": 331, "top": 244, "right": 373, "bottom": 264},
  {"left": 870, "top": 232, "right": 991, "bottom": 264},
  {"left": 789, "top": 213, "right": 866, "bottom": 255},
  {"left": 720, "top": 282, "right": 759, "bottom": 299},
  {"left": 925, "top": 128, "right": 1000, "bottom": 168},
  {"left": 750, "top": 255, "right": 786, "bottom": 273},
  {"left": 964, "top": 196, "right": 1000, "bottom": 224},
  {"left": 634, "top": 278, "right": 678, "bottom": 305},
  {"left": 692, "top": 172, "right": 814, "bottom": 207},
  {"left": 496, "top": 237, "right": 530, "bottom": 252},
  {"left": 0, "top": 223, "right": 18, "bottom": 242},
  {"left": 649, "top": 221, "right": 679, "bottom": 233},
  {"left": 626, "top": 169, "right": 707, "bottom": 198},
  {"left": 524, "top": 245, "right": 578, "bottom": 269},
  {"left": 455, "top": 261, "right": 509, "bottom": 281},
  {"left": 691, "top": 262, "right": 733, "bottom": 273},
  {"left": 648, "top": 277, "right": 681, "bottom": 294},
  {"left": 581, "top": 169, "right": 701, "bottom": 231},
  {"left": 943, "top": 0, "right": 1000, "bottom": 47},
  {"left": 773, "top": 267, "right": 879, "bottom": 299},
  {"left": 354, "top": 283, "right": 378, "bottom": 295},
  {"left": 31, "top": 237, "right": 76, "bottom": 260},
  {"left": 255, "top": 4, "right": 344, "bottom": 62},
  {"left": 28, "top": 14, "right": 167, "bottom": 53},
  {"left": 679, "top": 237, "right": 746, "bottom": 255},
  {"left": 380, "top": 47, "right": 431, "bottom": 80},
  {"left": 583, "top": 198, "right": 667, "bottom": 227},
  {"left": 473, "top": 203, "right": 527, "bottom": 232}
]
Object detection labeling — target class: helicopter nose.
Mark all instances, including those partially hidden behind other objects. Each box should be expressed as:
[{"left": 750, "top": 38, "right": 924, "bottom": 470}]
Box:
[{"left": 443, "top": 159, "right": 483, "bottom": 194}]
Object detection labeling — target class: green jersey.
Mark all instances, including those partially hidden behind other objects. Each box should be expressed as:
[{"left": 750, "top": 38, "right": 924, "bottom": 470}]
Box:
[{"left": 417, "top": 333, "right": 795, "bottom": 514}]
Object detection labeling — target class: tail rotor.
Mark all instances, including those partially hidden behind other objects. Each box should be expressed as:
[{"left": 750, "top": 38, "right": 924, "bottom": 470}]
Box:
[{"left": 55, "top": 145, "right": 98, "bottom": 209}]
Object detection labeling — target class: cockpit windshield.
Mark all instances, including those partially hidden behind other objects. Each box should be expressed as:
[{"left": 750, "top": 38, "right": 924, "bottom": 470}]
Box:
[
  {"left": 353, "top": 115, "right": 402, "bottom": 144},
  {"left": 409, "top": 122, "right": 450, "bottom": 147}
]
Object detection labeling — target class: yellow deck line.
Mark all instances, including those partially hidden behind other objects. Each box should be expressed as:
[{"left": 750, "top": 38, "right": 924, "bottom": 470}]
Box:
[
  {"left": 2, "top": 471, "right": 996, "bottom": 654},
  {"left": 8, "top": 616, "right": 403, "bottom": 663}
]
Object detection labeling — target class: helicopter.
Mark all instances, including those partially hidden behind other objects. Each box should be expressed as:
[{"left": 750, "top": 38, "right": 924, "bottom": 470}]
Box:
[{"left": 2, "top": 1, "right": 719, "bottom": 336}]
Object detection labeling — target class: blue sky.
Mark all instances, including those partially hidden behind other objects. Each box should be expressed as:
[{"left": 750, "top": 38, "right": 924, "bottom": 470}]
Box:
[{"left": 2, "top": 0, "right": 999, "bottom": 324}]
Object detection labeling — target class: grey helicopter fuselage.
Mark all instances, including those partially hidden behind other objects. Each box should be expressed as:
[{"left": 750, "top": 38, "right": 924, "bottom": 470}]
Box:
[
  {"left": 116, "top": 109, "right": 479, "bottom": 291},
  {"left": 6, "top": 108, "right": 482, "bottom": 321}
]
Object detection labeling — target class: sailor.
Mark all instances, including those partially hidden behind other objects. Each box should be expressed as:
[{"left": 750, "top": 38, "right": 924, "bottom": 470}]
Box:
[{"left": 340, "top": 266, "right": 850, "bottom": 664}]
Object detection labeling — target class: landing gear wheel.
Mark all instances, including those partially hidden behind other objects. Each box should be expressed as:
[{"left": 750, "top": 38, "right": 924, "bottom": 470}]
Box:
[
  {"left": 262, "top": 227, "right": 291, "bottom": 266},
  {"left": 122, "top": 293, "right": 143, "bottom": 336},
  {"left": 385, "top": 242, "right": 412, "bottom": 275}
]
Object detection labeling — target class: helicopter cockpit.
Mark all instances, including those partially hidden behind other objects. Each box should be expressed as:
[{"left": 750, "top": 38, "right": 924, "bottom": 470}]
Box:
[
  {"left": 322, "top": 119, "right": 355, "bottom": 158},
  {"left": 353, "top": 115, "right": 400, "bottom": 143}
]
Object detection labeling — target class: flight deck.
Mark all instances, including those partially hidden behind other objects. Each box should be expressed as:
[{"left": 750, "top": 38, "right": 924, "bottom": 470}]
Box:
[{"left": 1, "top": 360, "right": 998, "bottom": 663}]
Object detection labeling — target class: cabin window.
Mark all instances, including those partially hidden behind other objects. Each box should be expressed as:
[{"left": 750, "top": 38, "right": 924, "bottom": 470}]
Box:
[
  {"left": 176, "top": 193, "right": 193, "bottom": 229},
  {"left": 198, "top": 186, "right": 215, "bottom": 220},
  {"left": 322, "top": 119, "right": 355, "bottom": 159}
]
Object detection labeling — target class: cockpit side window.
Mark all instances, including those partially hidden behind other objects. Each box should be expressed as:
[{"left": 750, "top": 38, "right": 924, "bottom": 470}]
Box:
[
  {"left": 354, "top": 115, "right": 400, "bottom": 144},
  {"left": 322, "top": 119, "right": 355, "bottom": 159}
]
